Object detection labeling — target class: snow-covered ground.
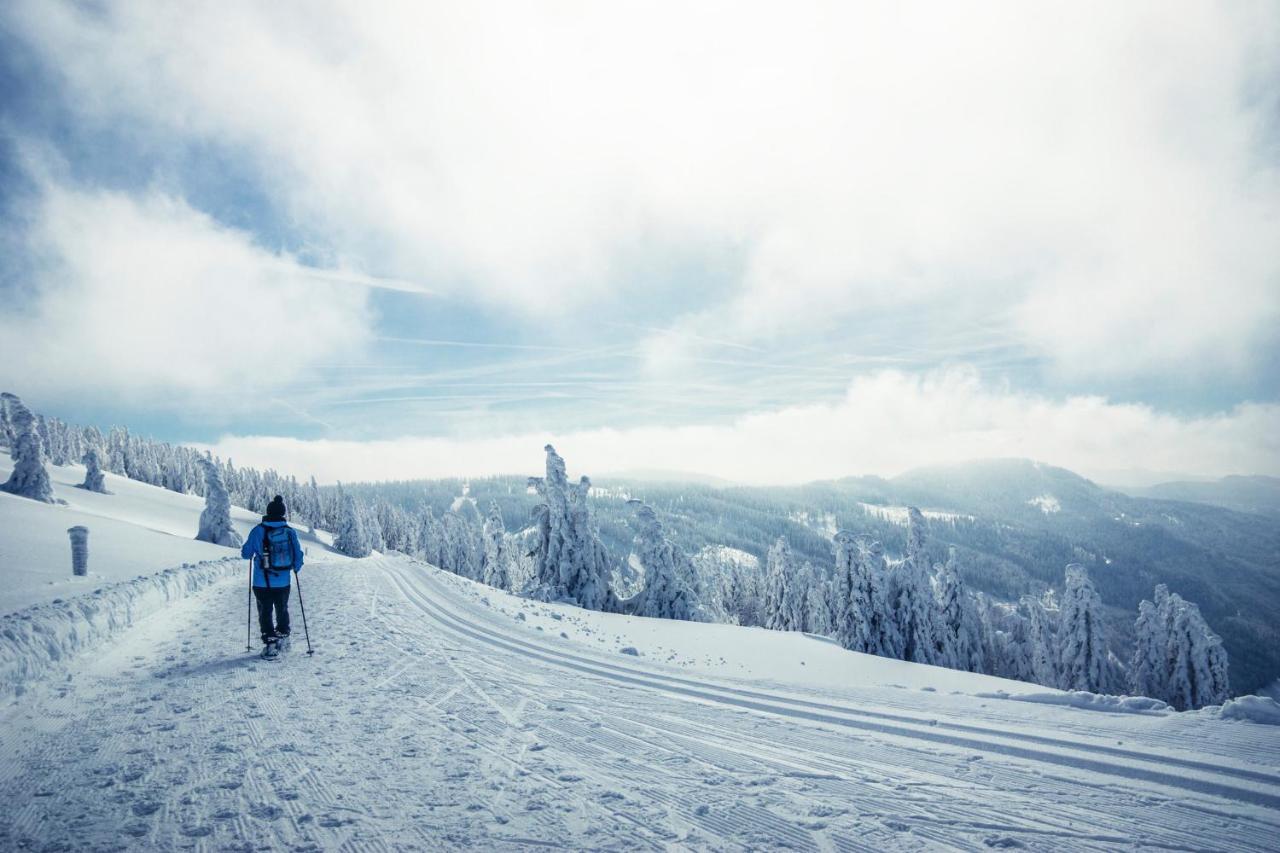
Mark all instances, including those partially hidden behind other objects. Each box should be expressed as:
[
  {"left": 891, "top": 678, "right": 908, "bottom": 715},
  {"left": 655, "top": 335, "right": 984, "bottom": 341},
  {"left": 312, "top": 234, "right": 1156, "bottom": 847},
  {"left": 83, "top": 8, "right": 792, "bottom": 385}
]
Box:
[
  {"left": 857, "top": 503, "right": 975, "bottom": 525},
  {"left": 0, "top": 456, "right": 327, "bottom": 613},
  {"left": 2, "top": 470, "right": 1280, "bottom": 849}
]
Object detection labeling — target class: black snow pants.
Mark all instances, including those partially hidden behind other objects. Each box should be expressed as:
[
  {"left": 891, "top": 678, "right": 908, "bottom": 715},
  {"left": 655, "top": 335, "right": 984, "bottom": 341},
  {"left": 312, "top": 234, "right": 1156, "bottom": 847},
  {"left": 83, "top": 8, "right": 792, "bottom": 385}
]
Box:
[{"left": 253, "top": 584, "right": 291, "bottom": 642}]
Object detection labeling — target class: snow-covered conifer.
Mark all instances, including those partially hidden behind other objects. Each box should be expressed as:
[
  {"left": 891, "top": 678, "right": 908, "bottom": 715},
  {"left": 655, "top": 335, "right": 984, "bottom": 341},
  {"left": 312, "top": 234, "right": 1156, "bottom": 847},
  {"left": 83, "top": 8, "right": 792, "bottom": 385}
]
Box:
[
  {"left": 763, "top": 537, "right": 799, "bottom": 630},
  {"left": 832, "top": 532, "right": 873, "bottom": 652},
  {"left": 0, "top": 394, "right": 15, "bottom": 450},
  {"left": 890, "top": 508, "right": 942, "bottom": 665},
  {"left": 195, "top": 455, "right": 241, "bottom": 547},
  {"left": 1137, "top": 585, "right": 1230, "bottom": 710},
  {"left": 416, "top": 505, "right": 444, "bottom": 566},
  {"left": 624, "top": 501, "right": 706, "bottom": 621},
  {"left": 1023, "top": 594, "right": 1059, "bottom": 688},
  {"left": 1056, "top": 564, "right": 1110, "bottom": 692},
  {"left": 441, "top": 511, "right": 480, "bottom": 578},
  {"left": 362, "top": 501, "right": 384, "bottom": 553},
  {"left": 306, "top": 476, "right": 321, "bottom": 534},
  {"left": 935, "top": 548, "right": 984, "bottom": 672},
  {"left": 80, "top": 447, "right": 107, "bottom": 493},
  {"left": 334, "top": 485, "right": 372, "bottom": 558},
  {"left": 803, "top": 566, "right": 834, "bottom": 636},
  {"left": 1130, "top": 595, "right": 1166, "bottom": 700},
  {"left": 526, "top": 445, "right": 613, "bottom": 610},
  {"left": 0, "top": 394, "right": 56, "bottom": 503},
  {"left": 481, "top": 501, "right": 510, "bottom": 590}
]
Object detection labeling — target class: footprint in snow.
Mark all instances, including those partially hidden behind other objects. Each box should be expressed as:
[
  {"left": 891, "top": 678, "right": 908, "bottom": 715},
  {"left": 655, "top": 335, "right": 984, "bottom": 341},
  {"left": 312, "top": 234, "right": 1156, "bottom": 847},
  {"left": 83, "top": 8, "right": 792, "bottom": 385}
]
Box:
[
  {"left": 250, "top": 804, "right": 284, "bottom": 821},
  {"left": 130, "top": 801, "right": 161, "bottom": 817}
]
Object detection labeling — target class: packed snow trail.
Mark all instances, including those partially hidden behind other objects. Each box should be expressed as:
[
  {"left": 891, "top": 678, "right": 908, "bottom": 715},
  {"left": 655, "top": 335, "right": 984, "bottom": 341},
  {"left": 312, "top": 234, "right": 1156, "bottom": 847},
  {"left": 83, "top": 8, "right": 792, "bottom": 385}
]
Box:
[{"left": 1, "top": 556, "right": 1278, "bottom": 851}]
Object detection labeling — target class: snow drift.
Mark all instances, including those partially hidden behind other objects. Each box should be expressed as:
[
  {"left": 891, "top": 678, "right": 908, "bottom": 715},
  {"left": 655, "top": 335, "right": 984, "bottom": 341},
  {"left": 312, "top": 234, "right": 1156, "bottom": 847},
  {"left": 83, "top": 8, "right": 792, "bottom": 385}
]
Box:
[{"left": 0, "top": 557, "right": 240, "bottom": 704}]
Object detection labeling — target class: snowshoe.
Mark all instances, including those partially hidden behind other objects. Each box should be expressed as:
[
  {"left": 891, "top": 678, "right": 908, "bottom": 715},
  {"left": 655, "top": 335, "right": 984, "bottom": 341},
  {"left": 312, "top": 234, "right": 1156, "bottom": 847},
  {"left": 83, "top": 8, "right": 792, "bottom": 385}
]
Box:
[{"left": 261, "top": 639, "right": 281, "bottom": 661}]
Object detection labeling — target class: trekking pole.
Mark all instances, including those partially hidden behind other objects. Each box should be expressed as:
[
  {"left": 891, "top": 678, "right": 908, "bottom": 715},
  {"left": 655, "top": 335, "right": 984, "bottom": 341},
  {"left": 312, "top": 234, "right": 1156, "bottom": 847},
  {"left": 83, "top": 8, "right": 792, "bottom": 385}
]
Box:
[
  {"left": 246, "top": 559, "right": 254, "bottom": 653},
  {"left": 293, "top": 569, "right": 314, "bottom": 655}
]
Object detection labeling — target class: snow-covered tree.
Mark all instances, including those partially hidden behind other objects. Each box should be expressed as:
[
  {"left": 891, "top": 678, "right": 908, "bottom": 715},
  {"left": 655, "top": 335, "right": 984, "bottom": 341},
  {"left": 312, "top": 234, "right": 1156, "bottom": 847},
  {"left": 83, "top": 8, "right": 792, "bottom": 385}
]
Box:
[
  {"left": 803, "top": 565, "right": 834, "bottom": 636},
  {"left": 833, "top": 532, "right": 871, "bottom": 651},
  {"left": 306, "top": 476, "right": 322, "bottom": 534},
  {"left": 481, "top": 501, "right": 510, "bottom": 590},
  {"left": 441, "top": 511, "right": 480, "bottom": 578},
  {"left": 0, "top": 394, "right": 56, "bottom": 503},
  {"left": 80, "top": 447, "right": 107, "bottom": 493},
  {"left": 891, "top": 508, "right": 941, "bottom": 665},
  {"left": 416, "top": 505, "right": 444, "bottom": 566},
  {"left": 0, "top": 394, "right": 15, "bottom": 451},
  {"left": 195, "top": 455, "right": 241, "bottom": 547},
  {"left": 526, "top": 445, "right": 613, "bottom": 610},
  {"left": 1132, "top": 584, "right": 1230, "bottom": 710},
  {"left": 1056, "top": 564, "right": 1110, "bottom": 692},
  {"left": 1166, "top": 596, "right": 1230, "bottom": 710},
  {"left": 624, "top": 501, "right": 706, "bottom": 621},
  {"left": 695, "top": 547, "right": 762, "bottom": 626},
  {"left": 763, "top": 536, "right": 804, "bottom": 631},
  {"left": 1129, "top": 596, "right": 1166, "bottom": 700},
  {"left": 934, "top": 548, "right": 984, "bottom": 672},
  {"left": 1022, "top": 593, "right": 1059, "bottom": 688},
  {"left": 984, "top": 599, "right": 1033, "bottom": 683},
  {"left": 334, "top": 485, "right": 372, "bottom": 558}
]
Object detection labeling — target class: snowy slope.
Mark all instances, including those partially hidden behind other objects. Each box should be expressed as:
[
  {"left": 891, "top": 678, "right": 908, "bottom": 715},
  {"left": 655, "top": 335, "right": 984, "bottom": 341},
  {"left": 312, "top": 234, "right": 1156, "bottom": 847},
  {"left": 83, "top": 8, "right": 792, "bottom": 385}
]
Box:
[
  {"left": 0, "top": 456, "right": 326, "bottom": 613},
  {"left": 2, "top": 473, "right": 1280, "bottom": 849}
]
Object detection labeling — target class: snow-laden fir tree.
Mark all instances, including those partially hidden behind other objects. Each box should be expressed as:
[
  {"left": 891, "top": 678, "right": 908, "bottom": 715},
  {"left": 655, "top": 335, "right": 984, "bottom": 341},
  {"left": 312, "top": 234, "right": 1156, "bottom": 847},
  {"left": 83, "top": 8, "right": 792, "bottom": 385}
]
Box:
[
  {"left": 695, "top": 547, "right": 762, "bottom": 626},
  {"left": 1056, "top": 564, "right": 1110, "bottom": 692},
  {"left": 623, "top": 501, "right": 707, "bottom": 621},
  {"left": 891, "top": 508, "right": 941, "bottom": 665},
  {"left": 526, "top": 445, "right": 613, "bottom": 610},
  {"left": 362, "top": 501, "right": 384, "bottom": 552},
  {"left": 0, "top": 393, "right": 15, "bottom": 451},
  {"left": 0, "top": 393, "right": 56, "bottom": 503},
  {"left": 195, "top": 455, "right": 241, "bottom": 547},
  {"left": 1132, "top": 584, "right": 1229, "bottom": 710},
  {"left": 803, "top": 565, "right": 834, "bottom": 635},
  {"left": 832, "top": 532, "right": 875, "bottom": 652},
  {"left": 1023, "top": 593, "right": 1059, "bottom": 688},
  {"left": 481, "top": 501, "right": 510, "bottom": 590},
  {"left": 80, "top": 446, "right": 107, "bottom": 493},
  {"left": 1165, "top": 595, "right": 1230, "bottom": 710},
  {"left": 988, "top": 600, "right": 1035, "bottom": 683},
  {"left": 306, "top": 476, "right": 321, "bottom": 534},
  {"left": 1130, "top": 595, "right": 1166, "bottom": 700},
  {"left": 763, "top": 536, "right": 802, "bottom": 630},
  {"left": 934, "top": 548, "right": 984, "bottom": 672},
  {"left": 441, "top": 511, "right": 480, "bottom": 578},
  {"left": 416, "top": 505, "right": 444, "bottom": 566},
  {"left": 334, "top": 485, "right": 372, "bottom": 558}
]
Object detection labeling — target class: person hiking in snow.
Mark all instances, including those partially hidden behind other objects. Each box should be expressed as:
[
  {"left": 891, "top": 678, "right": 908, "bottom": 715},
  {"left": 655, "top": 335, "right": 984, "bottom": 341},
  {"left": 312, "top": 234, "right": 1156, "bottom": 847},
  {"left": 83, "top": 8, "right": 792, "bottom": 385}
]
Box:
[{"left": 242, "top": 495, "right": 304, "bottom": 656}]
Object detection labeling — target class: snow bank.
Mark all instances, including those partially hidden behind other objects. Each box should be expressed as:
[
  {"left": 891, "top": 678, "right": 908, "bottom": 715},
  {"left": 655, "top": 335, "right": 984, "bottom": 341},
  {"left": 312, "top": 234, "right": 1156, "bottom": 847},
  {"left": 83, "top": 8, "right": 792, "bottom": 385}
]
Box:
[
  {"left": 977, "top": 690, "right": 1171, "bottom": 715},
  {"left": 1217, "top": 695, "right": 1280, "bottom": 726},
  {"left": 0, "top": 557, "right": 240, "bottom": 704}
]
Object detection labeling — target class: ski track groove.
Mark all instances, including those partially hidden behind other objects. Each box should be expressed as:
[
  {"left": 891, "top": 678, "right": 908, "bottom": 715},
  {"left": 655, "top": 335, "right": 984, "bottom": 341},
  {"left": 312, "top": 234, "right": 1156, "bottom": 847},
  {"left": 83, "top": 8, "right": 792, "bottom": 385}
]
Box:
[
  {"left": 385, "top": 558, "right": 1280, "bottom": 809},
  {"left": 381, "top": 557, "right": 1280, "bottom": 851},
  {"left": 3, "top": 555, "right": 1278, "bottom": 852}
]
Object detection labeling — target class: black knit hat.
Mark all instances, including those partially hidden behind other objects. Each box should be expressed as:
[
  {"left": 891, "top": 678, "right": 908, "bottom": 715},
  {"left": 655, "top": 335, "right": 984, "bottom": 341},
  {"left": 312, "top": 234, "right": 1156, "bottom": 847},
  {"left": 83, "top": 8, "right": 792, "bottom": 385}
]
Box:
[{"left": 265, "top": 495, "right": 287, "bottom": 521}]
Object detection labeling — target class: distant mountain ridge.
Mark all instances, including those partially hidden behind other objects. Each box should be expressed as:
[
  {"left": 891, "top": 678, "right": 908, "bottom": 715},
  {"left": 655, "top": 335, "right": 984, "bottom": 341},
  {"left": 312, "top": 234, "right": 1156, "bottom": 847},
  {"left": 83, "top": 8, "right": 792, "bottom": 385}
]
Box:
[{"left": 1125, "top": 475, "right": 1280, "bottom": 518}]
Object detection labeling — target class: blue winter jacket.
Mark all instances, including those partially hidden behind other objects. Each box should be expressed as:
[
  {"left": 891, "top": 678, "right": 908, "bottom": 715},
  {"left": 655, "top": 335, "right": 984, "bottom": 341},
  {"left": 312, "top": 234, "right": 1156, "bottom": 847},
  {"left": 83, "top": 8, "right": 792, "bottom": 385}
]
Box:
[{"left": 241, "top": 521, "right": 305, "bottom": 588}]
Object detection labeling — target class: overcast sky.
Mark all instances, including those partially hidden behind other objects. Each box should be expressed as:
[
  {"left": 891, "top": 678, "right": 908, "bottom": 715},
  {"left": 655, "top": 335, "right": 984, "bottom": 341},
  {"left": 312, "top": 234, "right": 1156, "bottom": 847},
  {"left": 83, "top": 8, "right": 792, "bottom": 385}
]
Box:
[{"left": 1, "top": 2, "right": 1277, "bottom": 485}]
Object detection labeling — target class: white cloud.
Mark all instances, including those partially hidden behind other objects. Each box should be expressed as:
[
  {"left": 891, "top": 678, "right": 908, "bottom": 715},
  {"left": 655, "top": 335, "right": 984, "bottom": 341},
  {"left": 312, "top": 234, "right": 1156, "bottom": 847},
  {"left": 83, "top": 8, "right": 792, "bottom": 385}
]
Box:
[
  {"left": 205, "top": 367, "right": 1280, "bottom": 486},
  {"left": 11, "top": 1, "right": 1279, "bottom": 381},
  {"left": 0, "top": 179, "right": 374, "bottom": 404}
]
